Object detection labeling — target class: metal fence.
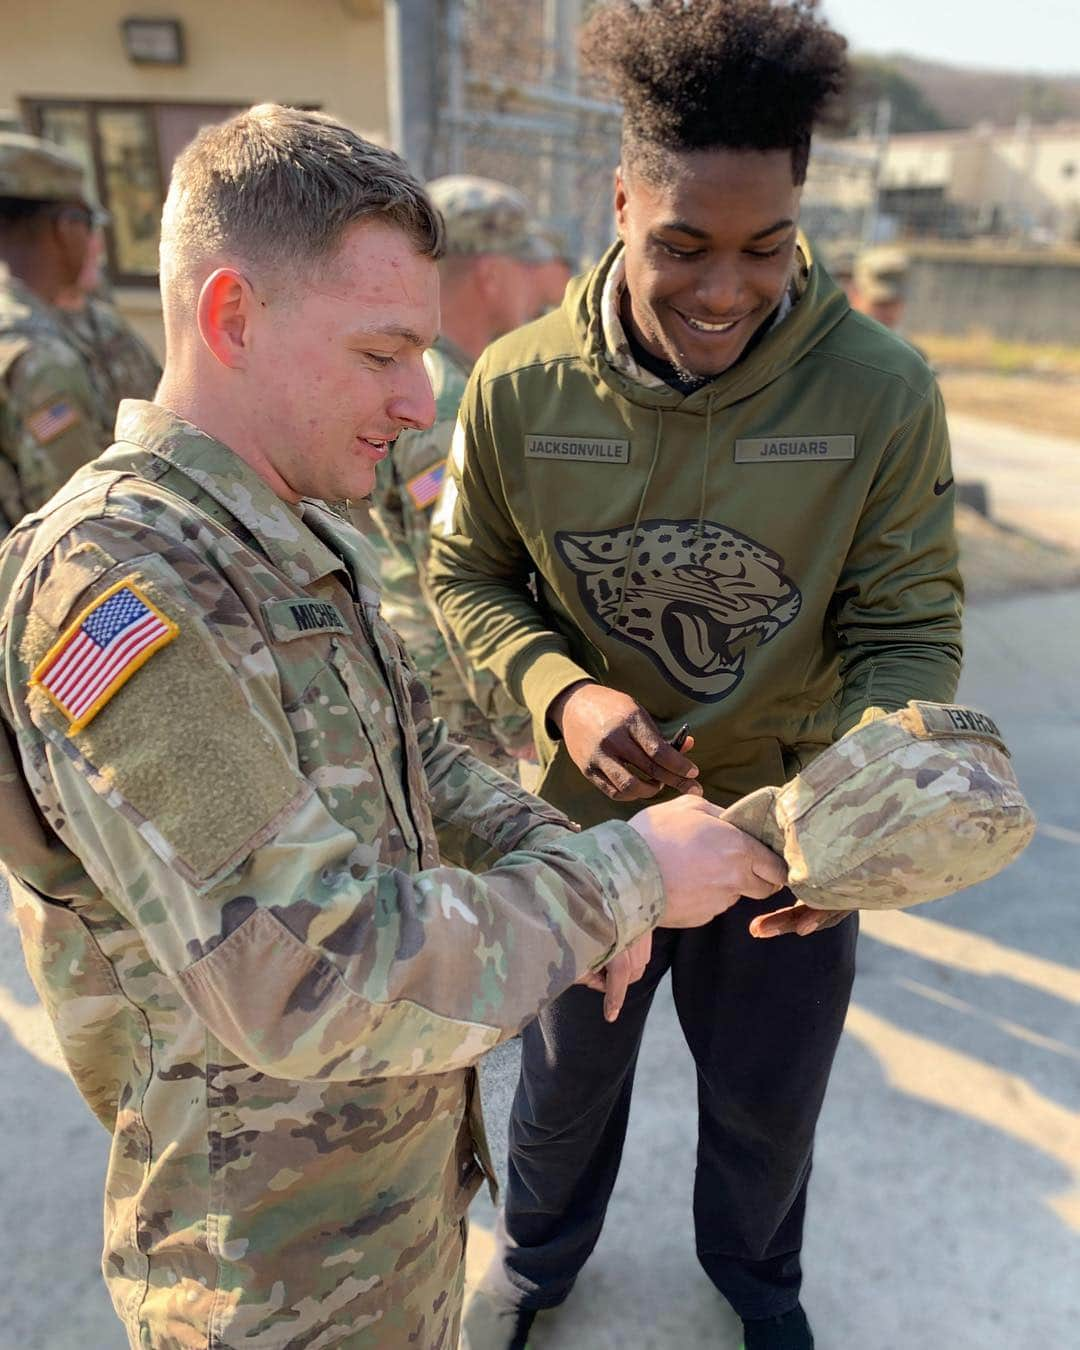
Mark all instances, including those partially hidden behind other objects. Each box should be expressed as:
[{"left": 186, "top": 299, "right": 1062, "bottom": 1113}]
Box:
[
  {"left": 387, "top": 0, "right": 883, "bottom": 267},
  {"left": 430, "top": 0, "right": 620, "bottom": 265}
]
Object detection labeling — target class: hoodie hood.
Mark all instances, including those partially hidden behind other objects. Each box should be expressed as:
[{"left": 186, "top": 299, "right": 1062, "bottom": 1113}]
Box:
[{"left": 563, "top": 236, "right": 851, "bottom": 416}]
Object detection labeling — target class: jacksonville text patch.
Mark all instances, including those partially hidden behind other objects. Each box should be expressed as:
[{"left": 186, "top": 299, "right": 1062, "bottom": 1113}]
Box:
[
  {"left": 525, "top": 435, "right": 630, "bottom": 464},
  {"left": 734, "top": 435, "right": 855, "bottom": 463}
]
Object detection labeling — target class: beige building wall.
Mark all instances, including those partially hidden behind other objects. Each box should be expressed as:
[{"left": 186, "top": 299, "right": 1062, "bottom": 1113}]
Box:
[
  {"left": 880, "top": 136, "right": 956, "bottom": 192},
  {"left": 0, "top": 0, "right": 388, "bottom": 351},
  {"left": 879, "top": 122, "right": 1080, "bottom": 238}
]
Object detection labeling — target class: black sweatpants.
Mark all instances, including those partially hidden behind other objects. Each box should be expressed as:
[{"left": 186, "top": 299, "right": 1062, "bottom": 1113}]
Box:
[{"left": 489, "top": 893, "right": 858, "bottom": 1321}]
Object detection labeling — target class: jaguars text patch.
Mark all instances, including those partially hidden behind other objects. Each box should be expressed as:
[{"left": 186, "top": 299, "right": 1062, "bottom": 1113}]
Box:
[
  {"left": 261, "top": 598, "right": 349, "bottom": 642},
  {"left": 31, "top": 578, "right": 178, "bottom": 734},
  {"left": 734, "top": 435, "right": 855, "bottom": 463},
  {"left": 525, "top": 435, "right": 630, "bottom": 464}
]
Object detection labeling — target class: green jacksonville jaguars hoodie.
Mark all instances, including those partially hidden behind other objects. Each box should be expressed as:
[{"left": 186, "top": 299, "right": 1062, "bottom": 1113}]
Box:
[{"left": 428, "top": 242, "right": 962, "bottom": 827}]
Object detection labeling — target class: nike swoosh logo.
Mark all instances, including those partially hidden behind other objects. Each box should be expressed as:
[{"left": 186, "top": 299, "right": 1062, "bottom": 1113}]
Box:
[{"left": 933, "top": 477, "right": 954, "bottom": 495}]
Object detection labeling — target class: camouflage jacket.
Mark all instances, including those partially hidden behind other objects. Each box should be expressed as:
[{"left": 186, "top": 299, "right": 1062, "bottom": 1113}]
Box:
[
  {"left": 0, "top": 272, "right": 105, "bottom": 532},
  {"left": 60, "top": 296, "right": 161, "bottom": 432},
  {"left": 369, "top": 337, "right": 531, "bottom": 759},
  {"left": 0, "top": 401, "right": 662, "bottom": 1349}
]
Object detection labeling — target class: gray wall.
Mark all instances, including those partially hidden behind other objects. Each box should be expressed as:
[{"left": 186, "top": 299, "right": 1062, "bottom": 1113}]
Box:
[{"left": 905, "top": 250, "right": 1080, "bottom": 344}]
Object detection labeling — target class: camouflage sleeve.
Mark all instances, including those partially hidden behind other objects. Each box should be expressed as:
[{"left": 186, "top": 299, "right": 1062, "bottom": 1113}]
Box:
[
  {"left": 427, "top": 369, "right": 592, "bottom": 724},
  {"left": 12, "top": 545, "right": 663, "bottom": 1081},
  {"left": 834, "top": 382, "right": 963, "bottom": 735},
  {"left": 390, "top": 627, "right": 563, "bottom": 870},
  {"left": 0, "top": 337, "right": 101, "bottom": 528}
]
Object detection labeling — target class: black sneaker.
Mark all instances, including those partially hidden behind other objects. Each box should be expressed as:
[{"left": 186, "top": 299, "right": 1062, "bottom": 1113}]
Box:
[
  {"left": 740, "top": 1303, "right": 815, "bottom": 1350},
  {"left": 460, "top": 1287, "right": 538, "bottom": 1350}
]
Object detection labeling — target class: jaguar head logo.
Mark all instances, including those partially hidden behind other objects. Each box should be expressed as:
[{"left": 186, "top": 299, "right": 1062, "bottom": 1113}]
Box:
[{"left": 555, "top": 518, "right": 801, "bottom": 702}]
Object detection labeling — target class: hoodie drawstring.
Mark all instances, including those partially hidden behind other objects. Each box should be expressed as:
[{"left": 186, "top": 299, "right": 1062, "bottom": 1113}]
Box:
[
  {"left": 613, "top": 407, "right": 663, "bottom": 631},
  {"left": 696, "top": 391, "right": 715, "bottom": 541}
]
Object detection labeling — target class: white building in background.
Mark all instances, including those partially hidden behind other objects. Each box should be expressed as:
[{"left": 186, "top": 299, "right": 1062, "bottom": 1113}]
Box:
[{"left": 868, "top": 120, "right": 1080, "bottom": 244}]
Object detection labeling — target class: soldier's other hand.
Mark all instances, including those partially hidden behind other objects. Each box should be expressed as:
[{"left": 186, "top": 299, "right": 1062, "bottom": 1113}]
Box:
[
  {"left": 629, "top": 796, "right": 787, "bottom": 928},
  {"left": 550, "top": 681, "right": 701, "bottom": 801},
  {"left": 577, "top": 931, "right": 653, "bottom": 1022},
  {"left": 749, "top": 902, "right": 854, "bottom": 939}
]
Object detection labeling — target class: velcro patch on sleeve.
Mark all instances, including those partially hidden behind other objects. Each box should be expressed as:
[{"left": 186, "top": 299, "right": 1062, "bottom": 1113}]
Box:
[
  {"left": 30, "top": 577, "right": 178, "bottom": 735},
  {"left": 405, "top": 458, "right": 446, "bottom": 510},
  {"left": 26, "top": 398, "right": 82, "bottom": 445},
  {"left": 25, "top": 568, "right": 311, "bottom": 890}
]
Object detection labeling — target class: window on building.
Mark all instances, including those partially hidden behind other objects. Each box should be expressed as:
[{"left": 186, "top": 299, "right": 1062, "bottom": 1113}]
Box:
[{"left": 24, "top": 100, "right": 247, "bottom": 285}]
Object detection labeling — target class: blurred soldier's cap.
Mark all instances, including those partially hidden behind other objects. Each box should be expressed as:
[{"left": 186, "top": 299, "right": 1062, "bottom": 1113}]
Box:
[
  {"left": 722, "top": 701, "right": 1035, "bottom": 912},
  {"left": 855, "top": 246, "right": 909, "bottom": 304},
  {"left": 427, "top": 175, "right": 557, "bottom": 262},
  {"left": 825, "top": 243, "right": 856, "bottom": 284},
  {"left": 0, "top": 132, "right": 92, "bottom": 207}
]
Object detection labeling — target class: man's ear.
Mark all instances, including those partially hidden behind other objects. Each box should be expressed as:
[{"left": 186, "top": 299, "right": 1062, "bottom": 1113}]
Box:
[
  {"left": 196, "top": 268, "right": 254, "bottom": 370},
  {"left": 613, "top": 165, "right": 629, "bottom": 240}
]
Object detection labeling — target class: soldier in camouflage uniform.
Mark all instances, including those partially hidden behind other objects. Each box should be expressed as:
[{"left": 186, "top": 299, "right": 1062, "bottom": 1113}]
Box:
[
  {"left": 369, "top": 176, "right": 559, "bottom": 772},
  {"left": 56, "top": 223, "right": 162, "bottom": 428},
  {"left": 0, "top": 133, "right": 155, "bottom": 533},
  {"left": 0, "top": 105, "right": 785, "bottom": 1350}
]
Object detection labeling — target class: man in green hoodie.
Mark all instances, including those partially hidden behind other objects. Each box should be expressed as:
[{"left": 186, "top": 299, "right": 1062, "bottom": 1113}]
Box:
[{"left": 428, "top": 4, "right": 962, "bottom": 1348}]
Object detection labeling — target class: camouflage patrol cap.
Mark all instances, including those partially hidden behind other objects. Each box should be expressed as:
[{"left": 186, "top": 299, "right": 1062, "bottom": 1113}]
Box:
[
  {"left": 0, "top": 132, "right": 89, "bottom": 205},
  {"left": 723, "top": 701, "right": 1035, "bottom": 911},
  {"left": 825, "top": 243, "right": 856, "bottom": 285},
  {"left": 427, "top": 175, "right": 556, "bottom": 262},
  {"left": 854, "top": 246, "right": 909, "bottom": 304}
]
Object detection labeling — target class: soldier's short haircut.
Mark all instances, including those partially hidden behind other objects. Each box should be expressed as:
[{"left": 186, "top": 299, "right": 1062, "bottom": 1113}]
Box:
[
  {"left": 160, "top": 104, "right": 444, "bottom": 302},
  {"left": 580, "top": 0, "right": 848, "bottom": 186}
]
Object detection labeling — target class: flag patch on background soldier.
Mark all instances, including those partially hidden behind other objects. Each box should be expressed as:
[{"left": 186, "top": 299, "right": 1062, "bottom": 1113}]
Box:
[
  {"left": 25, "top": 398, "right": 81, "bottom": 444},
  {"left": 31, "top": 578, "right": 177, "bottom": 733},
  {"left": 406, "top": 459, "right": 446, "bottom": 509}
]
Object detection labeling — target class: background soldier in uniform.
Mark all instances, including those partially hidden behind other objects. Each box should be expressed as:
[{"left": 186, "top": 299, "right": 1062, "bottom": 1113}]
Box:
[
  {"left": 851, "top": 245, "right": 911, "bottom": 331},
  {"left": 430, "top": 4, "right": 962, "bottom": 1348},
  {"left": 369, "top": 175, "right": 556, "bottom": 770},
  {"left": 0, "top": 106, "right": 787, "bottom": 1349},
  {"left": 56, "top": 219, "right": 162, "bottom": 426},
  {"left": 0, "top": 132, "right": 156, "bottom": 534}
]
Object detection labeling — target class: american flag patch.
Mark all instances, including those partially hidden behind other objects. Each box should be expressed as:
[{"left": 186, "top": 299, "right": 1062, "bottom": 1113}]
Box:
[
  {"left": 26, "top": 398, "right": 81, "bottom": 445},
  {"left": 406, "top": 459, "right": 447, "bottom": 510},
  {"left": 31, "top": 579, "right": 178, "bottom": 734}
]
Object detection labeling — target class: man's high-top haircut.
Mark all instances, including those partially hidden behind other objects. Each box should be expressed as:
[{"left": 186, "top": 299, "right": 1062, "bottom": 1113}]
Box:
[
  {"left": 160, "top": 104, "right": 445, "bottom": 310},
  {"left": 580, "top": 0, "right": 848, "bottom": 185}
]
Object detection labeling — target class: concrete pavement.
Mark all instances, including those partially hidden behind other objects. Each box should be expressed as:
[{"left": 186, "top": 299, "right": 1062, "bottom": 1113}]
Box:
[
  {"left": 466, "top": 588, "right": 1080, "bottom": 1348},
  {"left": 948, "top": 412, "right": 1080, "bottom": 551},
  {"left": 1, "top": 594, "right": 1077, "bottom": 1348}
]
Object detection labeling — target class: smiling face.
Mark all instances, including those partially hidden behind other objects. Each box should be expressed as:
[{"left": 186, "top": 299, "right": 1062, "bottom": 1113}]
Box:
[
  {"left": 247, "top": 219, "right": 439, "bottom": 503},
  {"left": 615, "top": 146, "right": 802, "bottom": 380}
]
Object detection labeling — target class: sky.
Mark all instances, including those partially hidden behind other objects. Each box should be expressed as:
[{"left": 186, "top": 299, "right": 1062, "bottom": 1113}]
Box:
[{"left": 822, "top": 0, "right": 1080, "bottom": 76}]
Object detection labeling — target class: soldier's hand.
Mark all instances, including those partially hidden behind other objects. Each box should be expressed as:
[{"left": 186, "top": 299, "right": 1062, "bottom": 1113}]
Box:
[
  {"left": 629, "top": 796, "right": 787, "bottom": 928},
  {"left": 577, "top": 930, "right": 653, "bottom": 1022},
  {"left": 749, "top": 901, "right": 854, "bottom": 939},
  {"left": 550, "top": 681, "right": 702, "bottom": 801}
]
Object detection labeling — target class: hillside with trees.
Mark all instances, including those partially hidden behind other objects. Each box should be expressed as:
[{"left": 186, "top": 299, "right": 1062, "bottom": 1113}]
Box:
[{"left": 847, "top": 54, "right": 1080, "bottom": 133}]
